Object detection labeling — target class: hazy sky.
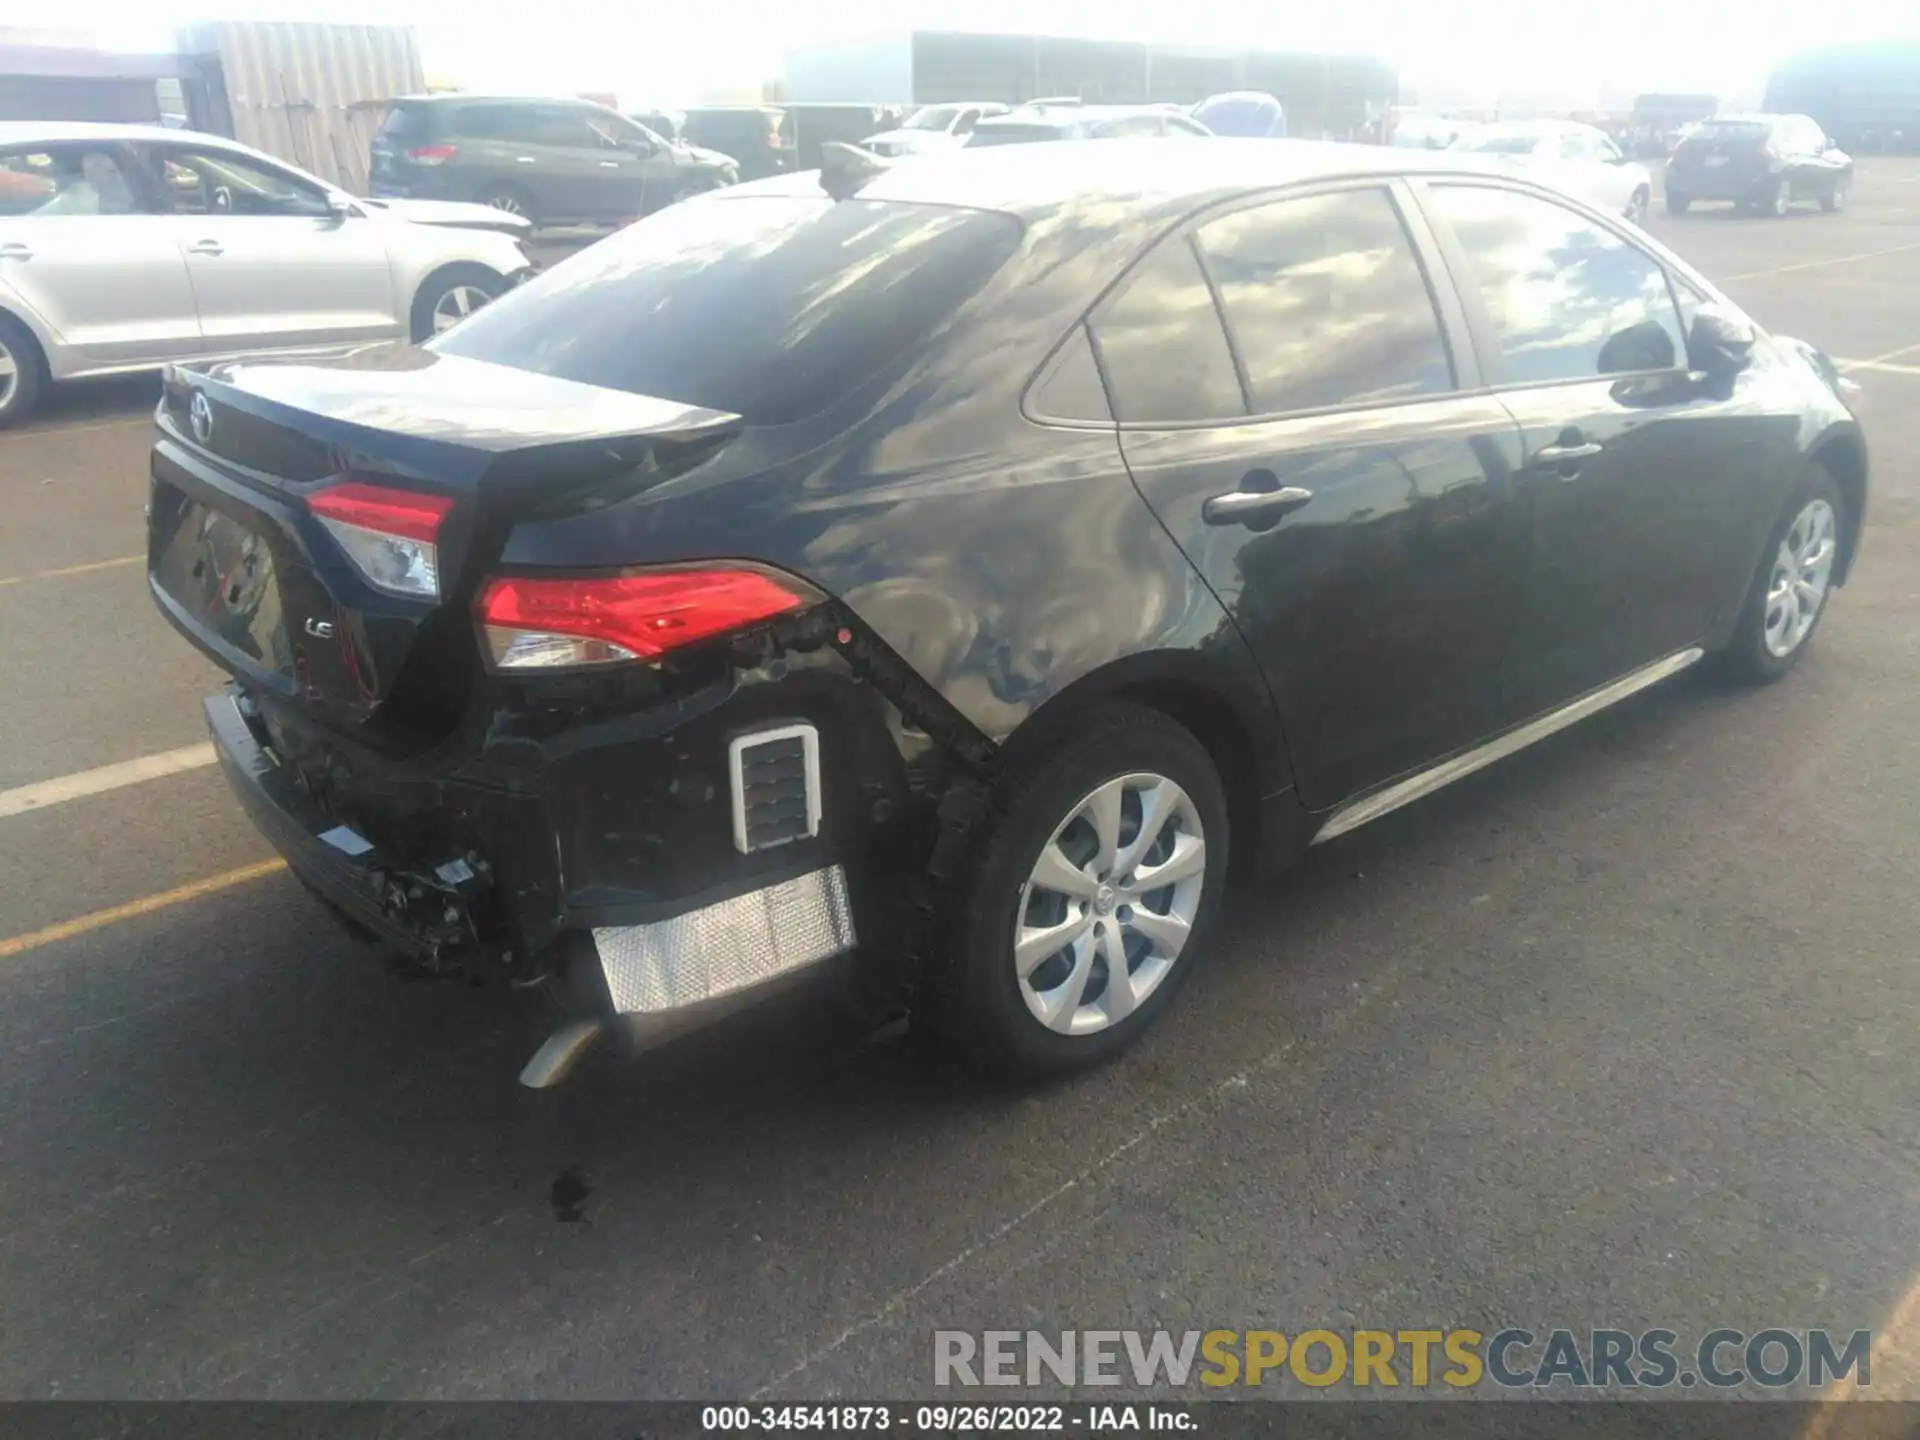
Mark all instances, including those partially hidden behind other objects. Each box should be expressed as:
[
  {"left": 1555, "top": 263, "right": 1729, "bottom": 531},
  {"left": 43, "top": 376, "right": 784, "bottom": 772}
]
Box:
[{"left": 46, "top": 1, "right": 1920, "bottom": 106}]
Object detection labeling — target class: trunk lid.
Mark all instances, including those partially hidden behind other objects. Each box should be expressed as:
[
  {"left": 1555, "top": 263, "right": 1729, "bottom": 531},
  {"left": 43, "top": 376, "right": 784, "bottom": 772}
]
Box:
[{"left": 148, "top": 347, "right": 740, "bottom": 744}]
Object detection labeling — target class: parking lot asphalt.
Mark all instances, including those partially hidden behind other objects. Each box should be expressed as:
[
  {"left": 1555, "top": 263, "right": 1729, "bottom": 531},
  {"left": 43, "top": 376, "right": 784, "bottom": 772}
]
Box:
[{"left": 2, "top": 158, "right": 1919, "bottom": 1405}]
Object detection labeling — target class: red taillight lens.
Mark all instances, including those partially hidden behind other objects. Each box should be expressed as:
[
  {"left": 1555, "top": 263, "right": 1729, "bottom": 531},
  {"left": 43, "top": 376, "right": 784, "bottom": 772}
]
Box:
[
  {"left": 476, "top": 568, "right": 809, "bottom": 670},
  {"left": 310, "top": 481, "right": 454, "bottom": 600},
  {"left": 406, "top": 144, "right": 458, "bottom": 165}
]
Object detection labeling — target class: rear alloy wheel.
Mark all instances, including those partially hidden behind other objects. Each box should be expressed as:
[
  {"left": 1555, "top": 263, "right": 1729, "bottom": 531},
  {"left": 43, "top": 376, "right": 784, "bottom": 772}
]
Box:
[
  {"left": 476, "top": 186, "right": 535, "bottom": 226},
  {"left": 0, "top": 313, "right": 46, "bottom": 430},
  {"left": 1625, "top": 187, "right": 1650, "bottom": 224},
  {"left": 1821, "top": 180, "right": 1849, "bottom": 213},
  {"left": 1714, "top": 466, "right": 1845, "bottom": 684},
  {"left": 922, "top": 703, "right": 1228, "bottom": 1078},
  {"left": 411, "top": 269, "right": 504, "bottom": 343},
  {"left": 1767, "top": 178, "right": 1792, "bottom": 216},
  {"left": 1665, "top": 191, "right": 1691, "bottom": 216}
]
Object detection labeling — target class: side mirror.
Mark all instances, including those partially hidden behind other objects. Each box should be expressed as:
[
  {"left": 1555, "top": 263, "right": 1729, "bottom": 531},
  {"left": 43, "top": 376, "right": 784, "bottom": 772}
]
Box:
[
  {"left": 325, "top": 192, "right": 356, "bottom": 221},
  {"left": 1688, "top": 303, "right": 1756, "bottom": 377}
]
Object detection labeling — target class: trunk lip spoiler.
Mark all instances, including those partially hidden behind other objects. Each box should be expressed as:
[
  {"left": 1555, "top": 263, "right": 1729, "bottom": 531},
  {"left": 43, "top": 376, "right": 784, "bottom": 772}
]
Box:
[{"left": 159, "top": 352, "right": 744, "bottom": 471}]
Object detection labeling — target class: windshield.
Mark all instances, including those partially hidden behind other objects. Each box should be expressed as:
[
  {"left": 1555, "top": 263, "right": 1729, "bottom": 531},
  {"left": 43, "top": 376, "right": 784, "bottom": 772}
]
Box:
[
  {"left": 903, "top": 106, "right": 963, "bottom": 132},
  {"left": 432, "top": 196, "right": 1020, "bottom": 426},
  {"left": 1453, "top": 131, "right": 1540, "bottom": 154},
  {"left": 1691, "top": 120, "right": 1772, "bottom": 142}
]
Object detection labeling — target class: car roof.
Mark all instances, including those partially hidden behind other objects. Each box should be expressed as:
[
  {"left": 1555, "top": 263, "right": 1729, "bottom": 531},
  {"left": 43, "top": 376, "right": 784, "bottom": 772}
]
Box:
[
  {"left": 736, "top": 136, "right": 1537, "bottom": 219},
  {"left": 0, "top": 120, "right": 242, "bottom": 146}
]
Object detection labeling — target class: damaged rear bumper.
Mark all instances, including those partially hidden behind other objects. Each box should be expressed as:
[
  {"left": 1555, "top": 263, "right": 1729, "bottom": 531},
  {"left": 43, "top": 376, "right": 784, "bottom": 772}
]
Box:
[{"left": 203, "top": 658, "right": 933, "bottom": 1078}]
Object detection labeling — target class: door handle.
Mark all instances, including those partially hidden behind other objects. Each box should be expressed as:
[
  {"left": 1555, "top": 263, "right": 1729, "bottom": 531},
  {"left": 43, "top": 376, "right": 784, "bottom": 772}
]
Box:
[
  {"left": 1203, "top": 484, "right": 1314, "bottom": 527},
  {"left": 0, "top": 242, "right": 30, "bottom": 260},
  {"left": 1533, "top": 441, "right": 1603, "bottom": 464},
  {"left": 599, "top": 160, "right": 620, "bottom": 168},
  {"left": 515, "top": 156, "right": 537, "bottom": 164},
  {"left": 186, "top": 240, "right": 225, "bottom": 256}
]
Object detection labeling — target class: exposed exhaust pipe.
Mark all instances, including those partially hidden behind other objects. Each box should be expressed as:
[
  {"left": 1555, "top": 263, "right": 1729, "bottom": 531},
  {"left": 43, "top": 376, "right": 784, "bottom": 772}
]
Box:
[{"left": 519, "top": 1017, "right": 605, "bottom": 1089}]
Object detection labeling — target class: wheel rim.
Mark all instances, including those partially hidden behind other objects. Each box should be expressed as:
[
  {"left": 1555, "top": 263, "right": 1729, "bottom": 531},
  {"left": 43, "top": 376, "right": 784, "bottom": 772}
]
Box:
[
  {"left": 0, "top": 338, "right": 16, "bottom": 410},
  {"left": 485, "top": 193, "right": 524, "bottom": 216},
  {"left": 431, "top": 284, "right": 493, "bottom": 334},
  {"left": 1774, "top": 181, "right": 1790, "bottom": 214},
  {"left": 1627, "top": 191, "right": 1648, "bottom": 223},
  {"left": 1763, "top": 498, "right": 1838, "bottom": 658},
  {"left": 1013, "top": 772, "right": 1207, "bottom": 1037},
  {"left": 1833, "top": 185, "right": 1848, "bottom": 210}
]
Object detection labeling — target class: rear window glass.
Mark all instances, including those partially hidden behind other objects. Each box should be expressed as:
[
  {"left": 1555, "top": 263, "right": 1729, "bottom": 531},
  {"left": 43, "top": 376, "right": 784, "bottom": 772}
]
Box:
[
  {"left": 432, "top": 196, "right": 1021, "bottom": 426},
  {"left": 375, "top": 104, "right": 428, "bottom": 141}
]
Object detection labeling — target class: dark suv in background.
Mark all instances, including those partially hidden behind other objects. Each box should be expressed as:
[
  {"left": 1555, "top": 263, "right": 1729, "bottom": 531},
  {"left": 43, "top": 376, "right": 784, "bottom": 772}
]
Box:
[
  {"left": 370, "top": 95, "right": 738, "bottom": 228},
  {"left": 1665, "top": 113, "right": 1853, "bottom": 216}
]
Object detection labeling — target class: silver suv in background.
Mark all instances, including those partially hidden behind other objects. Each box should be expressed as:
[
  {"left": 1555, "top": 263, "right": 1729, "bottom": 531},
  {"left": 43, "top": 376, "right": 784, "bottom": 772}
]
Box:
[{"left": 0, "top": 122, "right": 534, "bottom": 428}]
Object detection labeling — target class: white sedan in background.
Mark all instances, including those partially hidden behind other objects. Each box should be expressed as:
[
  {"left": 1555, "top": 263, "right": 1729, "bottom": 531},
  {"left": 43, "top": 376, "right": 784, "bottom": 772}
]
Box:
[
  {"left": 1450, "top": 120, "right": 1656, "bottom": 224},
  {"left": 0, "top": 121, "right": 534, "bottom": 428}
]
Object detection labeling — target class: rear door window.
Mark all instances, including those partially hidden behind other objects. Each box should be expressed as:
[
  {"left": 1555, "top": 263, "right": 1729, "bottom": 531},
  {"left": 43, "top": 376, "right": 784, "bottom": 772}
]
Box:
[
  {"left": 1193, "top": 187, "right": 1455, "bottom": 414},
  {"left": 432, "top": 196, "right": 1021, "bottom": 426},
  {"left": 1088, "top": 235, "right": 1246, "bottom": 424},
  {"left": 1428, "top": 183, "right": 1687, "bottom": 382}
]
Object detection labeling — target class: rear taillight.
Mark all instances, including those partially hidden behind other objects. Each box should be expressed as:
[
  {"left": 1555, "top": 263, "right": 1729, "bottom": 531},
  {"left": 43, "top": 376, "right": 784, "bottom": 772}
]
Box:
[
  {"left": 310, "top": 481, "right": 454, "bottom": 600},
  {"left": 476, "top": 567, "right": 810, "bottom": 670},
  {"left": 406, "top": 144, "right": 458, "bottom": 165}
]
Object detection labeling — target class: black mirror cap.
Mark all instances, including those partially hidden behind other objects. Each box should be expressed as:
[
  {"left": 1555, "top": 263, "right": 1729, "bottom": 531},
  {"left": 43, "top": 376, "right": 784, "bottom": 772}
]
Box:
[{"left": 1688, "top": 303, "right": 1757, "bottom": 376}]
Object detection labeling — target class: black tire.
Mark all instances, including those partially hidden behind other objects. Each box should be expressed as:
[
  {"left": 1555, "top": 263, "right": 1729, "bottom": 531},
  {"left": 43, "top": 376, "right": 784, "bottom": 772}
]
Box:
[
  {"left": 1665, "top": 191, "right": 1691, "bottom": 215},
  {"left": 409, "top": 265, "right": 505, "bottom": 344},
  {"left": 1821, "top": 179, "right": 1848, "bottom": 213},
  {"left": 920, "top": 702, "right": 1230, "bottom": 1080},
  {"left": 474, "top": 184, "right": 537, "bottom": 227},
  {"left": 1626, "top": 186, "right": 1651, "bottom": 224},
  {"left": 0, "top": 310, "right": 47, "bottom": 430},
  {"left": 1711, "top": 464, "right": 1846, "bottom": 685}
]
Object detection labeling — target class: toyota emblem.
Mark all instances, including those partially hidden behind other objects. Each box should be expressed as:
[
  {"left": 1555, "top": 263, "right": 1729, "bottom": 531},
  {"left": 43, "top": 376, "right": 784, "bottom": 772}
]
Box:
[{"left": 189, "top": 391, "right": 213, "bottom": 445}]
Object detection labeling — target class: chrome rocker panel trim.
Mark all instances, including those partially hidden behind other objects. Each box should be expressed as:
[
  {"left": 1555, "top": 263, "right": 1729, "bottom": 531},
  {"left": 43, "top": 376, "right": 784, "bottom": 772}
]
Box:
[{"left": 1312, "top": 646, "right": 1706, "bottom": 845}]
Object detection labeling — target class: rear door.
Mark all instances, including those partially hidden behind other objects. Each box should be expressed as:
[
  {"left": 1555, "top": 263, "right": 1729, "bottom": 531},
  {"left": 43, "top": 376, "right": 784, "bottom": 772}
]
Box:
[
  {"left": 1103, "top": 181, "right": 1530, "bottom": 808},
  {"left": 1417, "top": 179, "right": 1777, "bottom": 721},
  {"left": 141, "top": 142, "right": 400, "bottom": 353},
  {"left": 0, "top": 141, "right": 201, "bottom": 366}
]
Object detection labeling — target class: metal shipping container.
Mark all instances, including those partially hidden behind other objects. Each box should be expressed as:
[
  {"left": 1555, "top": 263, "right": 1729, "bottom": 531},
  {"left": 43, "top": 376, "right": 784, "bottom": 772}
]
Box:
[{"left": 177, "top": 20, "right": 425, "bottom": 194}]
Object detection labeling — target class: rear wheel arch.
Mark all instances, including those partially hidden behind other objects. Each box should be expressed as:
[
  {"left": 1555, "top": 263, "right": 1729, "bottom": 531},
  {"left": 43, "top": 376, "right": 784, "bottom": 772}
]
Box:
[{"left": 1001, "top": 655, "right": 1290, "bottom": 879}]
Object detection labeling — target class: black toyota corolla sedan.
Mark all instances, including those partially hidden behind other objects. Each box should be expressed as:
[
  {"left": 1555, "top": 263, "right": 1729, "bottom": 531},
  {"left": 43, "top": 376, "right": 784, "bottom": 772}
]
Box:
[{"left": 147, "top": 140, "right": 1868, "bottom": 1086}]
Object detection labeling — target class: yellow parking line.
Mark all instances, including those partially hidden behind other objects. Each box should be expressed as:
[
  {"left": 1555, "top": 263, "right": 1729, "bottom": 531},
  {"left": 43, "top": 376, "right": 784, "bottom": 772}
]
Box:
[
  {"left": 0, "top": 553, "right": 143, "bottom": 588},
  {"left": 0, "top": 859, "right": 286, "bottom": 960}
]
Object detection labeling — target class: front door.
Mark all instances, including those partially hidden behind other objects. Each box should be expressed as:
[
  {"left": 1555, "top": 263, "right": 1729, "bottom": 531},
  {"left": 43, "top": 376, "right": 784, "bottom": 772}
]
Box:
[
  {"left": 1099, "top": 182, "right": 1530, "bottom": 809},
  {"left": 0, "top": 141, "right": 200, "bottom": 366},
  {"left": 1417, "top": 179, "right": 1778, "bottom": 721},
  {"left": 142, "top": 143, "right": 400, "bottom": 354},
  {"left": 537, "top": 105, "right": 649, "bottom": 222}
]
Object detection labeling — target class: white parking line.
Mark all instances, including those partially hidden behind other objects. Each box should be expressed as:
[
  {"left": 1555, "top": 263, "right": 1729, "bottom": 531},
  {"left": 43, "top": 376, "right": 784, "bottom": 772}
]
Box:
[
  {"left": 0, "top": 744, "right": 216, "bottom": 820},
  {"left": 1837, "top": 359, "right": 1920, "bottom": 377},
  {"left": 1720, "top": 242, "right": 1920, "bottom": 282}
]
